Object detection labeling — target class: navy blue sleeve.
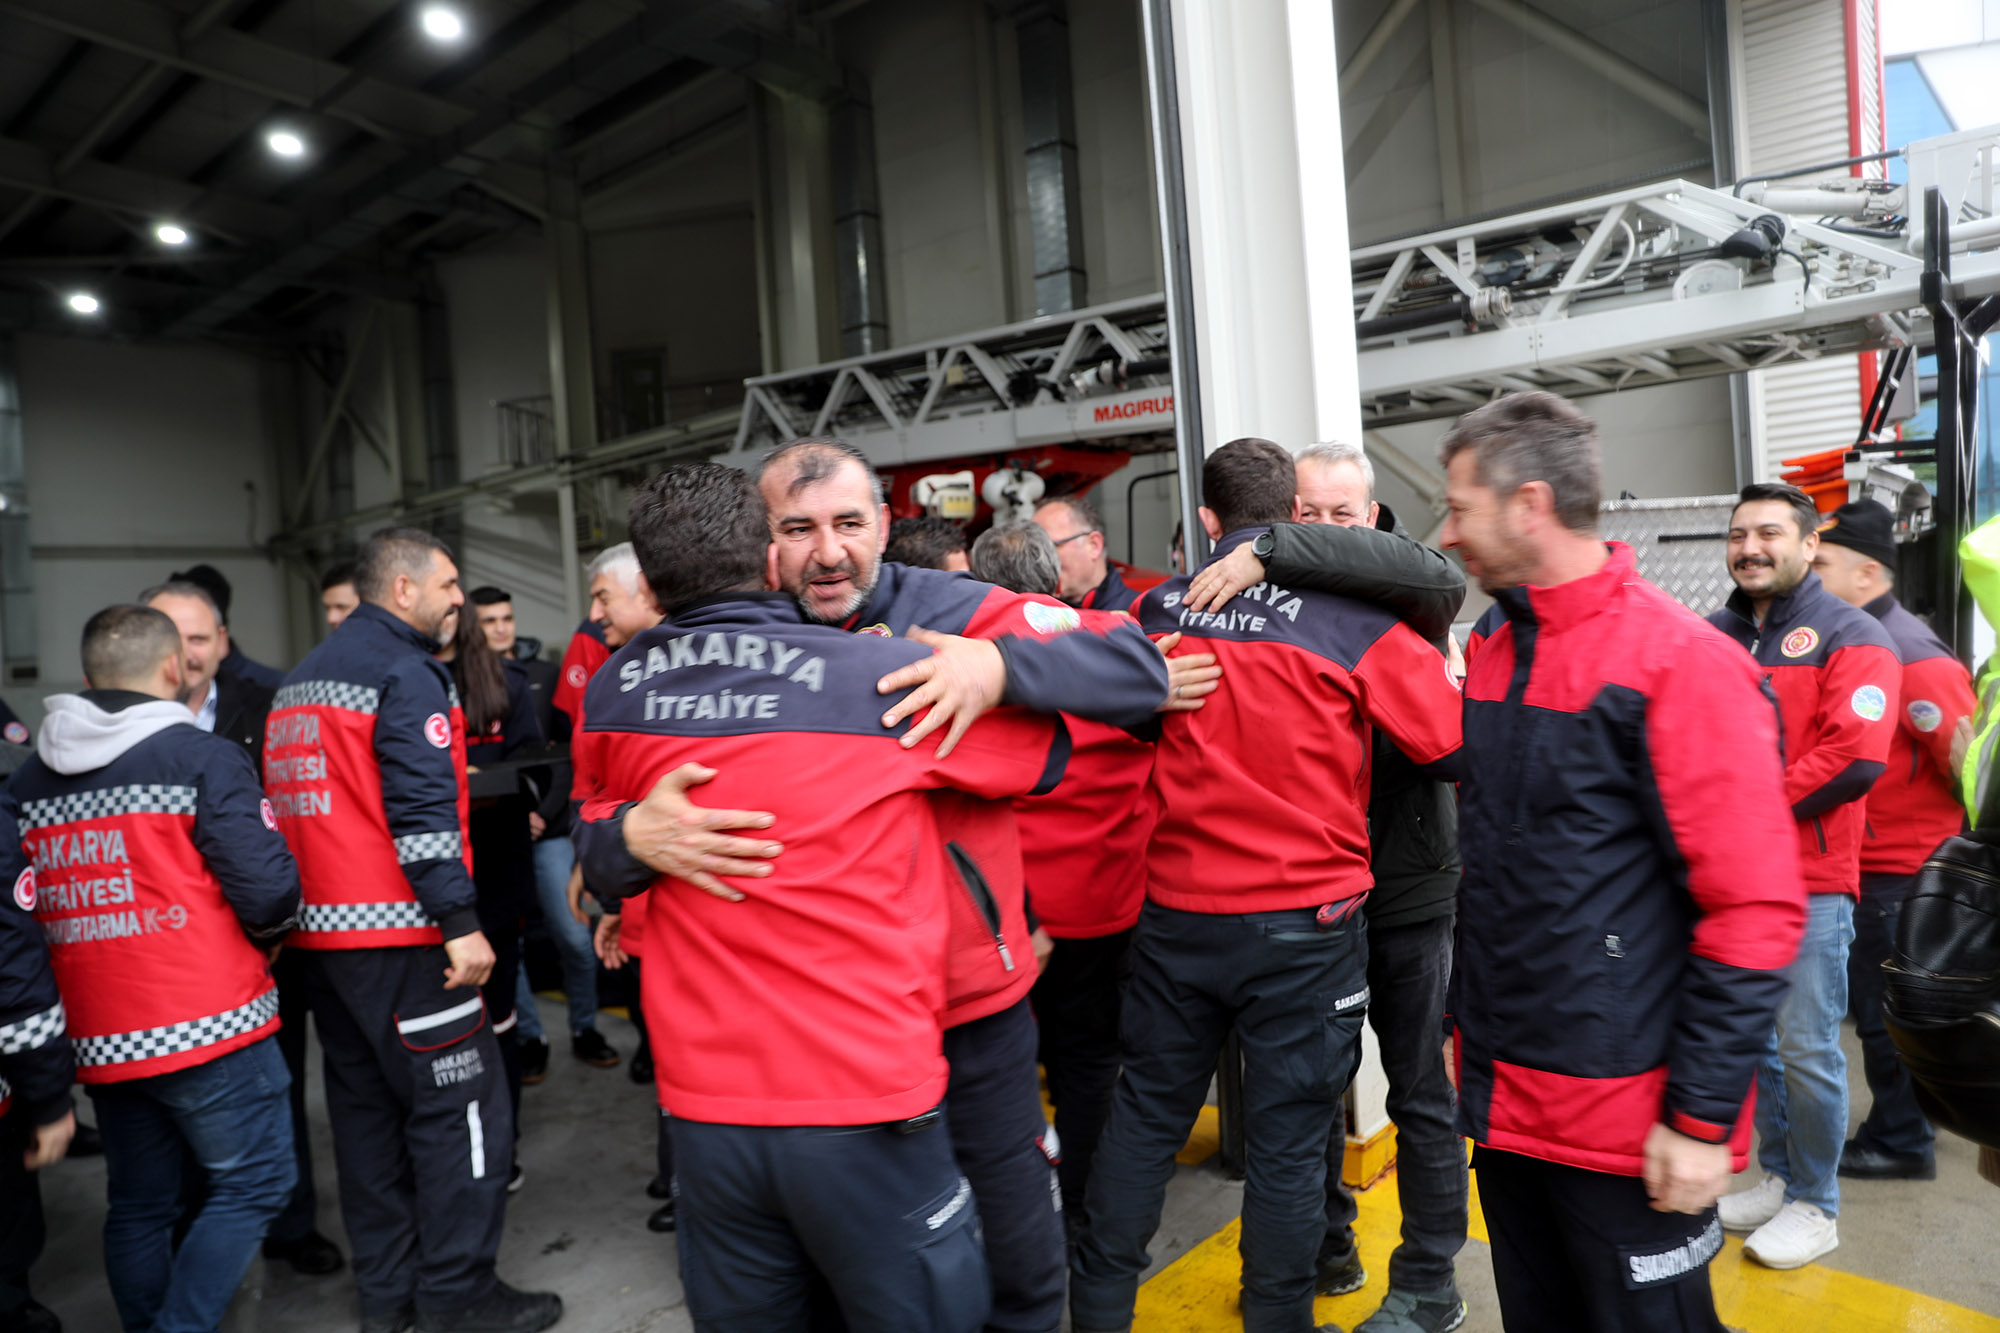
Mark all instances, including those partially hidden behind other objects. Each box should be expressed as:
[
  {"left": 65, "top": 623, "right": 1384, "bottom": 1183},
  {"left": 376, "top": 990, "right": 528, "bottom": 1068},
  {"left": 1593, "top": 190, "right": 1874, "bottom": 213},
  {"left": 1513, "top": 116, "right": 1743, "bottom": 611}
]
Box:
[
  {"left": 375, "top": 660, "right": 481, "bottom": 940},
  {"left": 573, "top": 800, "right": 655, "bottom": 910},
  {"left": 191, "top": 736, "right": 302, "bottom": 945},
  {"left": 992, "top": 619, "right": 1168, "bottom": 728},
  {"left": 0, "top": 792, "right": 75, "bottom": 1124}
]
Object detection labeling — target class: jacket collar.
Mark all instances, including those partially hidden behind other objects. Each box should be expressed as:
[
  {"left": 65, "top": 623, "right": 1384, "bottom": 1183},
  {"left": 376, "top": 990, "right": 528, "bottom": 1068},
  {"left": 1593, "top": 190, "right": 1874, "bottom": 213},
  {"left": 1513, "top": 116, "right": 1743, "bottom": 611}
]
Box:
[
  {"left": 670, "top": 592, "right": 809, "bottom": 633},
  {"left": 1492, "top": 541, "right": 1636, "bottom": 634},
  {"left": 1721, "top": 568, "right": 1826, "bottom": 634},
  {"left": 351, "top": 601, "right": 443, "bottom": 654},
  {"left": 1862, "top": 590, "right": 1899, "bottom": 623}
]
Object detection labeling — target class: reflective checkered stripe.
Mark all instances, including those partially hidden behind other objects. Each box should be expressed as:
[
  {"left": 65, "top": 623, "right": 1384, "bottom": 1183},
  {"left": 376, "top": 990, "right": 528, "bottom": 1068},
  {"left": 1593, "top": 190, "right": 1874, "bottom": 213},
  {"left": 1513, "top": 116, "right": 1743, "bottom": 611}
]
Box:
[
  {"left": 0, "top": 1000, "right": 65, "bottom": 1054},
  {"left": 17, "top": 786, "right": 197, "bottom": 833},
  {"left": 394, "top": 830, "right": 462, "bottom": 865},
  {"left": 297, "top": 901, "right": 434, "bottom": 935},
  {"left": 273, "top": 680, "right": 380, "bottom": 714},
  {"left": 74, "top": 986, "right": 279, "bottom": 1083}
]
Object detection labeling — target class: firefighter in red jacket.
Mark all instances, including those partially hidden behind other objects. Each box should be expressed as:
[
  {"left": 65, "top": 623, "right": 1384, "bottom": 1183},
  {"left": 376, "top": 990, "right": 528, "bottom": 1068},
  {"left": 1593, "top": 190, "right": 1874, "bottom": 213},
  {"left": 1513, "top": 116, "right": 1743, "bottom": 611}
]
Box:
[
  {"left": 1443, "top": 393, "right": 1805, "bottom": 1330},
  {"left": 6, "top": 604, "right": 299, "bottom": 1333},
  {"left": 1811, "top": 498, "right": 1973, "bottom": 1182},
  {"left": 1709, "top": 482, "right": 1899, "bottom": 1271},
  {"left": 264, "top": 528, "right": 562, "bottom": 1333},
  {"left": 576, "top": 437, "right": 1177, "bottom": 1333},
  {"left": 1070, "top": 440, "right": 1465, "bottom": 1333},
  {"left": 578, "top": 463, "right": 1071, "bottom": 1330}
]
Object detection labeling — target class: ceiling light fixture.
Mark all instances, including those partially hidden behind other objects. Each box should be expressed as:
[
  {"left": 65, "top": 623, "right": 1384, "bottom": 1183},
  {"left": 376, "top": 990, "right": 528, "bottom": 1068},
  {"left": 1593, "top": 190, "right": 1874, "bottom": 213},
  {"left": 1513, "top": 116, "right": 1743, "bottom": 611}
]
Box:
[
  {"left": 67, "top": 292, "right": 100, "bottom": 315},
  {"left": 267, "top": 130, "right": 306, "bottom": 158},
  {"left": 420, "top": 5, "right": 465, "bottom": 40},
  {"left": 155, "top": 222, "right": 189, "bottom": 246}
]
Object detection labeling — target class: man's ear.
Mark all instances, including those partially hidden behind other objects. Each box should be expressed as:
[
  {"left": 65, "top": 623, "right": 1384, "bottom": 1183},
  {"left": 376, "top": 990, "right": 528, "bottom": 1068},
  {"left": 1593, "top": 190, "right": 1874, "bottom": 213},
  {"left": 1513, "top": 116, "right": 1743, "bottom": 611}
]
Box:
[
  {"left": 876, "top": 504, "right": 892, "bottom": 556},
  {"left": 1289, "top": 494, "right": 1304, "bottom": 522},
  {"left": 634, "top": 572, "right": 662, "bottom": 614},
  {"left": 1198, "top": 506, "right": 1223, "bottom": 542},
  {"left": 162, "top": 654, "right": 184, "bottom": 693},
  {"left": 216, "top": 624, "right": 231, "bottom": 654},
  {"left": 765, "top": 543, "right": 781, "bottom": 591}
]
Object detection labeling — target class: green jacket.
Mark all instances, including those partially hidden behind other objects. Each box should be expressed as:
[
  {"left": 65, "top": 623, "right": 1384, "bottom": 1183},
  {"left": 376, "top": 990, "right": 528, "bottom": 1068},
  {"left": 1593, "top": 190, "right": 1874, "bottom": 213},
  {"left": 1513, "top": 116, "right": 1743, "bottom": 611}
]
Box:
[
  {"left": 1262, "top": 505, "right": 1467, "bottom": 928},
  {"left": 1959, "top": 516, "right": 2000, "bottom": 828}
]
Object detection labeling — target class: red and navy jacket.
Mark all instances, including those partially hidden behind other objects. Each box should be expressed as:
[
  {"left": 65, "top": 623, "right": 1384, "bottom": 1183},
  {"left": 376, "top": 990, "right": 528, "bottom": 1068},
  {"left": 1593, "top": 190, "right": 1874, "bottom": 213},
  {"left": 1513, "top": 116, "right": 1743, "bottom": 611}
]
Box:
[
  {"left": 1857, "top": 592, "right": 1974, "bottom": 875},
  {"left": 576, "top": 560, "right": 1168, "bottom": 1027},
  {"left": 1132, "top": 528, "right": 1465, "bottom": 913},
  {"left": 1071, "top": 562, "right": 1135, "bottom": 613},
  {"left": 1013, "top": 715, "right": 1156, "bottom": 939},
  {"left": 7, "top": 691, "right": 299, "bottom": 1084},
  {"left": 1455, "top": 544, "right": 1805, "bottom": 1175},
  {"left": 551, "top": 620, "right": 610, "bottom": 731},
  {"left": 0, "top": 799, "right": 73, "bottom": 1123},
  {"left": 265, "top": 604, "right": 478, "bottom": 949},
  {"left": 573, "top": 594, "right": 1067, "bottom": 1126},
  {"left": 1708, "top": 572, "right": 1900, "bottom": 896}
]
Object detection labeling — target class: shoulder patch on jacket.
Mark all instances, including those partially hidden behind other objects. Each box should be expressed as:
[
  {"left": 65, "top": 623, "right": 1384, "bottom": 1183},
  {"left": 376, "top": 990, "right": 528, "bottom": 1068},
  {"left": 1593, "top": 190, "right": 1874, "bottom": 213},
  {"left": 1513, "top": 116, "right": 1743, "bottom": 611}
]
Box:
[
  {"left": 1852, "top": 685, "right": 1887, "bottom": 722},
  {"left": 11, "top": 865, "right": 33, "bottom": 912},
  {"left": 1781, "top": 627, "right": 1819, "bottom": 658}
]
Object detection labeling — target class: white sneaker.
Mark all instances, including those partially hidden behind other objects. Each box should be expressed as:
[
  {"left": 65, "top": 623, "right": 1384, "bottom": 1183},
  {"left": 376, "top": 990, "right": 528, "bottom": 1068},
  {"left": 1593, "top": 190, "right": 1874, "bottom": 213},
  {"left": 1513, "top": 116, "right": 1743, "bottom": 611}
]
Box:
[
  {"left": 1717, "top": 1172, "right": 1785, "bottom": 1231},
  {"left": 1743, "top": 1200, "right": 1838, "bottom": 1269}
]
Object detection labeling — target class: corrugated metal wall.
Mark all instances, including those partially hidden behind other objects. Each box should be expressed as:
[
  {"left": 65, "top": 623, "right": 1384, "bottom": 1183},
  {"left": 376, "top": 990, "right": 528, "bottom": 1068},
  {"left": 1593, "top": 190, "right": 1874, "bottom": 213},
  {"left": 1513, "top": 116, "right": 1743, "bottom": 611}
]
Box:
[{"left": 1732, "top": 0, "right": 1881, "bottom": 480}]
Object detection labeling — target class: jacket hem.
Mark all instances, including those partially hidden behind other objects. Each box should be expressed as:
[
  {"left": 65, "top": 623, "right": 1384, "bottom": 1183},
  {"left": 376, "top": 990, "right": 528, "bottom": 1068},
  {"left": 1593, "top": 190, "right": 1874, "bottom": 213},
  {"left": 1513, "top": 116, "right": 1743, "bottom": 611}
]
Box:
[
  {"left": 72, "top": 1017, "right": 279, "bottom": 1086},
  {"left": 660, "top": 1072, "right": 950, "bottom": 1127}
]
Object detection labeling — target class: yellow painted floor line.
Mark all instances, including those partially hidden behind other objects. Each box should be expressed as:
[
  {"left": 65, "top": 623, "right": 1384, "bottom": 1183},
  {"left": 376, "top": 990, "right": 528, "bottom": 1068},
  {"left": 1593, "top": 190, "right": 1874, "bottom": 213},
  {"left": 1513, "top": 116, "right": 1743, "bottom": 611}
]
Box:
[
  {"left": 1177, "top": 1104, "right": 1220, "bottom": 1165},
  {"left": 1135, "top": 1165, "right": 2000, "bottom": 1332}
]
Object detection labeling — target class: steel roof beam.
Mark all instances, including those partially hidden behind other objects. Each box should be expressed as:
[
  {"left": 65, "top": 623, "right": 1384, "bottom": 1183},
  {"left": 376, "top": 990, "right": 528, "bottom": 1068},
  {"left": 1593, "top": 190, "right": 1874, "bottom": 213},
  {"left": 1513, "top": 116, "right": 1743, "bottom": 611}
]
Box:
[{"left": 0, "top": 132, "right": 295, "bottom": 242}]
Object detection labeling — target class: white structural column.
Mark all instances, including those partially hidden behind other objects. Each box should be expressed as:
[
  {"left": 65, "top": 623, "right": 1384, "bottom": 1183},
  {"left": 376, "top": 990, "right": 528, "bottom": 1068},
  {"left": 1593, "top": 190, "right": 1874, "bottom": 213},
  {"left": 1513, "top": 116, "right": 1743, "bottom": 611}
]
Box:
[
  {"left": 1146, "top": 0, "right": 1386, "bottom": 1158},
  {"left": 1164, "top": 0, "right": 1363, "bottom": 458}
]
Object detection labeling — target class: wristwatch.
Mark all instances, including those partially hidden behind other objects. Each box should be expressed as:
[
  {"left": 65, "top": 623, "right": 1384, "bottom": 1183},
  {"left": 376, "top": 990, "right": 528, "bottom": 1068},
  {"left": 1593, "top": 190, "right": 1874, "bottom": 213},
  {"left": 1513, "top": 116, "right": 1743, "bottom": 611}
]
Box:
[{"left": 1250, "top": 529, "right": 1276, "bottom": 559}]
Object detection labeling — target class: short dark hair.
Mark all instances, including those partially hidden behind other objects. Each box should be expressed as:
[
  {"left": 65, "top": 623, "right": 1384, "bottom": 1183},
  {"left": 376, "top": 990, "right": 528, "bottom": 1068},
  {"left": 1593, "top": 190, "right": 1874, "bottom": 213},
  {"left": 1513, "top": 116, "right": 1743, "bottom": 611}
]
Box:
[
  {"left": 627, "top": 463, "right": 770, "bottom": 616},
  {"left": 969, "top": 523, "right": 1060, "bottom": 595},
  {"left": 356, "top": 527, "right": 453, "bottom": 605},
  {"left": 138, "top": 580, "right": 222, "bottom": 628},
  {"left": 1437, "top": 391, "right": 1602, "bottom": 532},
  {"left": 319, "top": 561, "right": 357, "bottom": 593},
  {"left": 468, "top": 586, "right": 513, "bottom": 607},
  {"left": 81, "top": 604, "right": 182, "bottom": 690},
  {"left": 1204, "top": 438, "right": 1297, "bottom": 534},
  {"left": 885, "top": 517, "right": 969, "bottom": 571},
  {"left": 755, "top": 437, "right": 886, "bottom": 508},
  {"left": 1035, "top": 493, "right": 1103, "bottom": 535},
  {"left": 1733, "top": 482, "right": 1821, "bottom": 540},
  {"left": 167, "top": 563, "right": 232, "bottom": 623}
]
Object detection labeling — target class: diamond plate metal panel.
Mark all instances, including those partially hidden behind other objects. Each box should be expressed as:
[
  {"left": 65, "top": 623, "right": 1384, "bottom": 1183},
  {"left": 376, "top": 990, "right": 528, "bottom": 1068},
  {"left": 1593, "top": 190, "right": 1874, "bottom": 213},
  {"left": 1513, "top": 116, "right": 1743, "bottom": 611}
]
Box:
[{"left": 1600, "top": 496, "right": 1741, "bottom": 618}]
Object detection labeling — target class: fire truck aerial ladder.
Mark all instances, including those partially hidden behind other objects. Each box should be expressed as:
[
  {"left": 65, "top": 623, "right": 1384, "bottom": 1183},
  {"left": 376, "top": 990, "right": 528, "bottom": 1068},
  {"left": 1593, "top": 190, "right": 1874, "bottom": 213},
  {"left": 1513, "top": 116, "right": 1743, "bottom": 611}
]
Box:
[{"left": 728, "top": 124, "right": 1999, "bottom": 623}]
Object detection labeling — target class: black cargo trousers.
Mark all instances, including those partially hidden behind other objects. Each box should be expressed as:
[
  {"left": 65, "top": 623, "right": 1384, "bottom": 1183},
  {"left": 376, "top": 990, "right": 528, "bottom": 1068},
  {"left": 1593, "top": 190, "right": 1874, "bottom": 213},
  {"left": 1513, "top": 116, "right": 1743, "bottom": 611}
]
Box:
[
  {"left": 1071, "top": 900, "right": 1370, "bottom": 1333},
  {"left": 299, "top": 944, "right": 511, "bottom": 1321}
]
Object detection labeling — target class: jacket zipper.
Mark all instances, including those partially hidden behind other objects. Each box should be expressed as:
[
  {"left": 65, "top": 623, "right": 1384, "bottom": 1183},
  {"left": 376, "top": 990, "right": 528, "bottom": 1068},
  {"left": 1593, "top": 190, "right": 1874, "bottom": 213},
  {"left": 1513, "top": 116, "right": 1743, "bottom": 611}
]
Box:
[
  {"left": 1812, "top": 817, "right": 1827, "bottom": 854},
  {"left": 946, "top": 842, "right": 1016, "bottom": 972}
]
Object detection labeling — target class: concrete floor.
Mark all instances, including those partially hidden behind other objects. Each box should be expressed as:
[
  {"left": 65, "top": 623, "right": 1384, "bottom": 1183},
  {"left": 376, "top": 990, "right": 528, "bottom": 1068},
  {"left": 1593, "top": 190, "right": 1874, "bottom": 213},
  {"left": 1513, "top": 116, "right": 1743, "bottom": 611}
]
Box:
[{"left": 25, "top": 1003, "right": 2000, "bottom": 1330}]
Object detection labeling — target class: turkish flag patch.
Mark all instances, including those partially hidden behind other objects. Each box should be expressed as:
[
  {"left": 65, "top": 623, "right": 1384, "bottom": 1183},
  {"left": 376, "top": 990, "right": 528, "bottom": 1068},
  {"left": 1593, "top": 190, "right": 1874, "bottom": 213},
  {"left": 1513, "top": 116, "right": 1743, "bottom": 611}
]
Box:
[
  {"left": 425, "top": 713, "right": 452, "bottom": 749},
  {"left": 260, "top": 798, "right": 279, "bottom": 831},
  {"left": 12, "top": 866, "right": 34, "bottom": 912},
  {"left": 565, "top": 664, "right": 588, "bottom": 689}
]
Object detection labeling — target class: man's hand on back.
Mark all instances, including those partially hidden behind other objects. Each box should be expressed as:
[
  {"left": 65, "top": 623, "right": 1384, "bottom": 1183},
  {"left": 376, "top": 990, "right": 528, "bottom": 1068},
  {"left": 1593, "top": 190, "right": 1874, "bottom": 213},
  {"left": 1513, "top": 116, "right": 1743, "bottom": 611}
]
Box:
[
  {"left": 1182, "top": 542, "right": 1265, "bottom": 613},
  {"left": 1156, "top": 632, "right": 1220, "bottom": 713},
  {"left": 442, "top": 930, "right": 496, "bottom": 990},
  {"left": 876, "top": 627, "right": 1006, "bottom": 759},
  {"left": 621, "top": 764, "right": 782, "bottom": 902},
  {"left": 24, "top": 1108, "right": 73, "bottom": 1170},
  {"left": 1641, "top": 1122, "right": 1732, "bottom": 1215}
]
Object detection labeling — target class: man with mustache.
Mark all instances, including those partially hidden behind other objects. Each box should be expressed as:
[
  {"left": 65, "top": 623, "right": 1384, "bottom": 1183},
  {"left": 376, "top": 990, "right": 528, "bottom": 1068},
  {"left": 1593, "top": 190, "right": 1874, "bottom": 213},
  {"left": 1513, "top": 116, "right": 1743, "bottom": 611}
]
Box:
[{"left": 1708, "top": 482, "right": 1900, "bottom": 1271}]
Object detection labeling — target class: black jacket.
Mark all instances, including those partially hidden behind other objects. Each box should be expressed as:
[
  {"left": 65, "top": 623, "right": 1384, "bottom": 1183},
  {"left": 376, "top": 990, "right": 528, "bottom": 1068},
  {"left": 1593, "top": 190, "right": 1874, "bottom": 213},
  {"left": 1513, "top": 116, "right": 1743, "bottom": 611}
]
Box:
[
  {"left": 0, "top": 797, "right": 74, "bottom": 1125},
  {"left": 1257, "top": 503, "right": 1467, "bottom": 927},
  {"left": 211, "top": 672, "right": 276, "bottom": 769}
]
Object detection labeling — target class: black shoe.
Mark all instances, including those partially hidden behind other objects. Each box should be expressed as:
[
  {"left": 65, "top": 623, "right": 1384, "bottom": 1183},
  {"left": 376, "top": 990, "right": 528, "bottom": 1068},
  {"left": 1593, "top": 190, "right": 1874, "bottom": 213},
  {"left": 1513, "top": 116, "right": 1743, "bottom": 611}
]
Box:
[
  {"left": 1838, "top": 1139, "right": 1936, "bottom": 1180},
  {"left": 519, "top": 1038, "right": 550, "bottom": 1086},
  {"left": 1315, "top": 1248, "right": 1368, "bottom": 1297},
  {"left": 414, "top": 1282, "right": 562, "bottom": 1333},
  {"left": 629, "top": 1048, "right": 654, "bottom": 1085},
  {"left": 645, "top": 1174, "right": 672, "bottom": 1200},
  {"left": 359, "top": 1306, "right": 414, "bottom": 1333},
  {"left": 646, "top": 1201, "right": 677, "bottom": 1233},
  {"left": 0, "top": 1299, "right": 62, "bottom": 1333},
  {"left": 263, "top": 1229, "right": 347, "bottom": 1276},
  {"left": 66, "top": 1121, "right": 102, "bottom": 1158},
  {"left": 1354, "top": 1284, "right": 1468, "bottom": 1332},
  {"left": 571, "top": 1028, "right": 619, "bottom": 1068},
  {"left": 508, "top": 1162, "right": 525, "bottom": 1195}
]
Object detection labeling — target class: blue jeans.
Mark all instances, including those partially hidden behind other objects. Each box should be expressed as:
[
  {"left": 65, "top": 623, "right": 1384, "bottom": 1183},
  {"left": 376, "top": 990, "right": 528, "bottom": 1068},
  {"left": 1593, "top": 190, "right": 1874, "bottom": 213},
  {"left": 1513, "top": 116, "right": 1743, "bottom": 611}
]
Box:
[
  {"left": 88, "top": 1036, "right": 297, "bottom": 1333},
  {"left": 1755, "top": 892, "right": 1854, "bottom": 1216},
  {"left": 513, "top": 835, "right": 596, "bottom": 1041}
]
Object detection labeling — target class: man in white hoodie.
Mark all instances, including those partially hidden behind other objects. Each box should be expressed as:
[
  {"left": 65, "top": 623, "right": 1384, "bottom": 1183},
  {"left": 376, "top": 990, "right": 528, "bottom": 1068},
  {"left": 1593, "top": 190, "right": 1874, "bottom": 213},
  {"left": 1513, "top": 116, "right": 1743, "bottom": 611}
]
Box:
[{"left": 1, "top": 604, "right": 301, "bottom": 1333}]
